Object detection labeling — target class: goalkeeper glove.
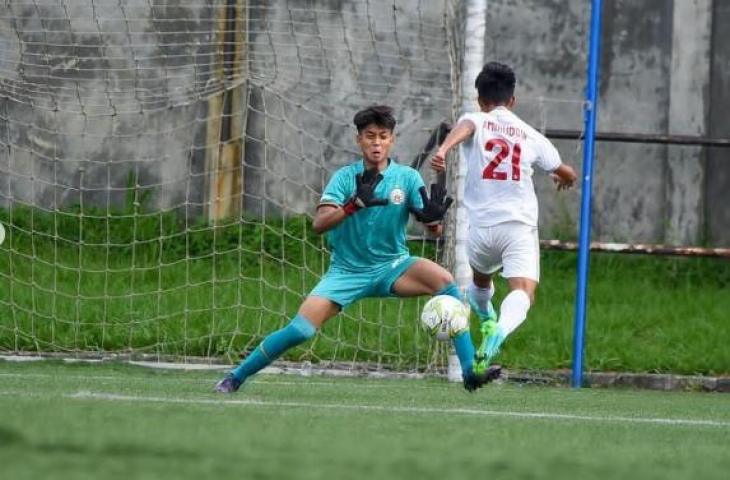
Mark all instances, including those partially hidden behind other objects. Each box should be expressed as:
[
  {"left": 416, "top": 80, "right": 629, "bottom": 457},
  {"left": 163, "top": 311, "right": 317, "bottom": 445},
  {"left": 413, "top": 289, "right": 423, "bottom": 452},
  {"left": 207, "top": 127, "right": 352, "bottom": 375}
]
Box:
[
  {"left": 409, "top": 184, "right": 453, "bottom": 225},
  {"left": 342, "top": 168, "right": 389, "bottom": 215}
]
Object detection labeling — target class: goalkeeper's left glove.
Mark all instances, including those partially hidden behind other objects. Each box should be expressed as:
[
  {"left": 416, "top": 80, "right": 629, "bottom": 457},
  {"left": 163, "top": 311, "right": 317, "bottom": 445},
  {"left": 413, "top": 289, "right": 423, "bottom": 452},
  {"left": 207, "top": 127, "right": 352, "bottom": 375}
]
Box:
[{"left": 409, "top": 183, "right": 453, "bottom": 226}]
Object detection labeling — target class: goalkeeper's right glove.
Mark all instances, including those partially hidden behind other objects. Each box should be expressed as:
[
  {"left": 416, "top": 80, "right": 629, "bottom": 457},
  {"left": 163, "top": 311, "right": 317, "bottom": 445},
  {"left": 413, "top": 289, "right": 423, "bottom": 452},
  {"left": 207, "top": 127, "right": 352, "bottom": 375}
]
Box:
[{"left": 342, "top": 167, "right": 389, "bottom": 215}]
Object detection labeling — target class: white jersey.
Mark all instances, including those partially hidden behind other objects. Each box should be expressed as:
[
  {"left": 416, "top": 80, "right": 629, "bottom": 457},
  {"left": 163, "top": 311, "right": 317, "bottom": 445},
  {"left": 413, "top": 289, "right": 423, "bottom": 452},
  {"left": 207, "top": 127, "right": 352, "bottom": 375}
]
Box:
[{"left": 458, "top": 107, "right": 562, "bottom": 227}]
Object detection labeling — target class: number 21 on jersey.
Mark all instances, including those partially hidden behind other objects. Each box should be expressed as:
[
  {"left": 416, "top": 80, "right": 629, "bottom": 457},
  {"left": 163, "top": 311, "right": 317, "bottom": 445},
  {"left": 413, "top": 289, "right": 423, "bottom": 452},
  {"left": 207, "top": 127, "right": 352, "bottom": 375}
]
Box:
[{"left": 483, "top": 138, "right": 521, "bottom": 181}]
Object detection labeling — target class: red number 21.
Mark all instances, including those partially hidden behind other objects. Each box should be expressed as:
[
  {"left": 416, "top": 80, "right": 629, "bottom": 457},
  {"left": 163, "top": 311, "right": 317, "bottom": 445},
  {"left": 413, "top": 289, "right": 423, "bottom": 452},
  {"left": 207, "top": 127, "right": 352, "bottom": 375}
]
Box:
[{"left": 483, "top": 139, "right": 521, "bottom": 181}]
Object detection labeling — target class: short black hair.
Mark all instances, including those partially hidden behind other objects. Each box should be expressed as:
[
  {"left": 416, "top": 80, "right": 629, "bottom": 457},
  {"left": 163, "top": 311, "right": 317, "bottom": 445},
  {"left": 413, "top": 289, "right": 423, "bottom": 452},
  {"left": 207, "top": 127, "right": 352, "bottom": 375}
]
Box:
[
  {"left": 353, "top": 105, "right": 396, "bottom": 133},
  {"left": 475, "top": 62, "right": 516, "bottom": 104}
]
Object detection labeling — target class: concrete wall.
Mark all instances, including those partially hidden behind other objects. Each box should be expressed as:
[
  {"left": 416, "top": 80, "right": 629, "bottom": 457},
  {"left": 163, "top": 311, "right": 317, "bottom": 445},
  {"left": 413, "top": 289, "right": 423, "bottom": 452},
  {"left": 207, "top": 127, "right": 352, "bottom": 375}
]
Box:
[
  {"left": 1, "top": 0, "right": 728, "bottom": 246},
  {"left": 0, "top": 0, "right": 221, "bottom": 215},
  {"left": 242, "top": 0, "right": 730, "bottom": 246},
  {"left": 241, "top": 0, "right": 456, "bottom": 217},
  {"left": 708, "top": 0, "right": 730, "bottom": 246},
  {"left": 483, "top": 0, "right": 724, "bottom": 246}
]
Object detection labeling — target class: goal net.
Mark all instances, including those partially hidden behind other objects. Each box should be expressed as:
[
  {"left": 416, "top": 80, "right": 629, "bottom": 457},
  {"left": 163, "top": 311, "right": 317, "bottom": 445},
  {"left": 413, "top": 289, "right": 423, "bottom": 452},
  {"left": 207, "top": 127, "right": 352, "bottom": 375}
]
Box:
[
  {"left": 0, "top": 0, "right": 459, "bottom": 373},
  {"left": 0, "top": 0, "right": 584, "bottom": 374}
]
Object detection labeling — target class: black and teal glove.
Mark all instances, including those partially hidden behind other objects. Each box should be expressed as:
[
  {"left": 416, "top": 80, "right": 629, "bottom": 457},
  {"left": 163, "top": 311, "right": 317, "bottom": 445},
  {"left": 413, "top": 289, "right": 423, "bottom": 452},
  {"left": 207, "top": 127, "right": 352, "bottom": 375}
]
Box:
[
  {"left": 342, "top": 168, "right": 389, "bottom": 215},
  {"left": 409, "top": 184, "right": 453, "bottom": 225}
]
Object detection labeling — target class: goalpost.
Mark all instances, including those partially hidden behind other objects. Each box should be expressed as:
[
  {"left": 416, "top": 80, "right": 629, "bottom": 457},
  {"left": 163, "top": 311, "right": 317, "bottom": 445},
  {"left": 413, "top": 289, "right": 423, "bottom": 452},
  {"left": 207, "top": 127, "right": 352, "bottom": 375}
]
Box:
[{"left": 0, "top": 0, "right": 585, "bottom": 376}]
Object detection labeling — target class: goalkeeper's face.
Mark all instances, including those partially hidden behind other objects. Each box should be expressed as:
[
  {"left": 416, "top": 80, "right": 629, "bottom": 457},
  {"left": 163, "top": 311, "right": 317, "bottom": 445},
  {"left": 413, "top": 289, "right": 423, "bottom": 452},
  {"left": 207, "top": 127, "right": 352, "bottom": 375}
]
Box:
[{"left": 356, "top": 125, "right": 395, "bottom": 168}]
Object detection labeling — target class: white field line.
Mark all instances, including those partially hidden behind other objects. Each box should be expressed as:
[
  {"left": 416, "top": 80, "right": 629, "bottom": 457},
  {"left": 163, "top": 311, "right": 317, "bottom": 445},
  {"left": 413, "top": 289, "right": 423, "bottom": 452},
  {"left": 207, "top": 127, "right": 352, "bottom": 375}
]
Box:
[
  {"left": 63, "top": 391, "right": 730, "bottom": 429},
  {"left": 0, "top": 372, "right": 435, "bottom": 389},
  {"left": 0, "top": 355, "right": 427, "bottom": 379}
]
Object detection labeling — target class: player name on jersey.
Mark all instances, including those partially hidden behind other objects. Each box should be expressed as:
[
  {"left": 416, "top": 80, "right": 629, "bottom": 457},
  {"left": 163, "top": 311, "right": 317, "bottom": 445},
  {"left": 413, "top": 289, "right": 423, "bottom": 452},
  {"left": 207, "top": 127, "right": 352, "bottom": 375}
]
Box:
[{"left": 483, "top": 120, "right": 527, "bottom": 141}]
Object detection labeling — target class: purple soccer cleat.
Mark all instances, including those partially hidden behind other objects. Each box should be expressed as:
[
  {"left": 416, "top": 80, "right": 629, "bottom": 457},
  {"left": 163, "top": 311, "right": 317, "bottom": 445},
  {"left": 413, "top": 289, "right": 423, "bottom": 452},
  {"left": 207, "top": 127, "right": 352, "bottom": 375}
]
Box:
[{"left": 214, "top": 374, "right": 242, "bottom": 393}]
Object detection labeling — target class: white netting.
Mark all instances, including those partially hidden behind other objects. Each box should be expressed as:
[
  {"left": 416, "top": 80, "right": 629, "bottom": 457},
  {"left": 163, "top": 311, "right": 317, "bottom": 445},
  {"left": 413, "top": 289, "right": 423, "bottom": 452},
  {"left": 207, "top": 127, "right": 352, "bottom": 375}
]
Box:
[{"left": 0, "top": 0, "right": 464, "bottom": 372}]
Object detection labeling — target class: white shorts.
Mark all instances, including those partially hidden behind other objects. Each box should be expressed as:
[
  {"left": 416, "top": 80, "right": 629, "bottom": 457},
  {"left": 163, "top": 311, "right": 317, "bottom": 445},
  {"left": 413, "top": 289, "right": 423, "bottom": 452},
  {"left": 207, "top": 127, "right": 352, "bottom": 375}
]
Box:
[{"left": 467, "top": 221, "right": 540, "bottom": 281}]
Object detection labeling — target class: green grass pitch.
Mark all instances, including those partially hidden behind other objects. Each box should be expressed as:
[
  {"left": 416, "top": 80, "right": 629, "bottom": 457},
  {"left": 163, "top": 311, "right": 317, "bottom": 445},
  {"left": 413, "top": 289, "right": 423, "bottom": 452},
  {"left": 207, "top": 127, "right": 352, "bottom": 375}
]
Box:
[{"left": 1, "top": 360, "right": 728, "bottom": 480}]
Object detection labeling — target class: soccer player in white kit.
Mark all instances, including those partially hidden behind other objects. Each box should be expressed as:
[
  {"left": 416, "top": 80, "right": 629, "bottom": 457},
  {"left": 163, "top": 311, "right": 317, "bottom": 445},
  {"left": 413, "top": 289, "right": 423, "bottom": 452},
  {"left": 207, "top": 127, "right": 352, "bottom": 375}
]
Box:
[{"left": 431, "top": 62, "right": 577, "bottom": 373}]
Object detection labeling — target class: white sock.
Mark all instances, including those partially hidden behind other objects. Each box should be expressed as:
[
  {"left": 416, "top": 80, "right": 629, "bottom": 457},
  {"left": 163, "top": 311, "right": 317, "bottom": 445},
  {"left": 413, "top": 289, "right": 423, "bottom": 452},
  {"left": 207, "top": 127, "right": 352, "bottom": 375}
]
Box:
[
  {"left": 498, "top": 289, "right": 531, "bottom": 337},
  {"left": 467, "top": 282, "right": 494, "bottom": 312}
]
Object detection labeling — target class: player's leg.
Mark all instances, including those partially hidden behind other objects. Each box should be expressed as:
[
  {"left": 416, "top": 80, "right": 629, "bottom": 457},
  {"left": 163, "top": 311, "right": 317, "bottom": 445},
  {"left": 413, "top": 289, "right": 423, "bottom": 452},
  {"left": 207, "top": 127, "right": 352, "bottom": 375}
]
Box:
[
  {"left": 471, "top": 268, "right": 501, "bottom": 375},
  {"left": 216, "top": 267, "right": 370, "bottom": 392},
  {"left": 390, "top": 258, "right": 474, "bottom": 379},
  {"left": 465, "top": 225, "right": 499, "bottom": 323},
  {"left": 390, "top": 257, "right": 455, "bottom": 297},
  {"left": 478, "top": 277, "right": 536, "bottom": 367},
  {"left": 497, "top": 276, "right": 536, "bottom": 340},
  {"left": 467, "top": 269, "right": 497, "bottom": 323},
  {"left": 390, "top": 259, "right": 498, "bottom": 390},
  {"left": 231, "top": 296, "right": 339, "bottom": 380},
  {"left": 215, "top": 296, "right": 339, "bottom": 393},
  {"left": 480, "top": 223, "right": 540, "bottom": 364}
]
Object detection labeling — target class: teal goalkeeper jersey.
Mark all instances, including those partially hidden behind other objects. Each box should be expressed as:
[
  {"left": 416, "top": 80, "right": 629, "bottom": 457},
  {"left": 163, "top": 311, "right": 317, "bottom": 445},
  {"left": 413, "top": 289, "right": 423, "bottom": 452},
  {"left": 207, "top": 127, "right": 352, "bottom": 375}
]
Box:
[{"left": 319, "top": 158, "right": 425, "bottom": 271}]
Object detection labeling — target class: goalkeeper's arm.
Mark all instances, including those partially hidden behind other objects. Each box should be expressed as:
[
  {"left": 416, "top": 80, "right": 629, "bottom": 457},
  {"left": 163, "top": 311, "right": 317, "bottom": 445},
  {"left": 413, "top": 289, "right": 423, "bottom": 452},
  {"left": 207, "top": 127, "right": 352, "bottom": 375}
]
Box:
[{"left": 312, "top": 204, "right": 346, "bottom": 234}]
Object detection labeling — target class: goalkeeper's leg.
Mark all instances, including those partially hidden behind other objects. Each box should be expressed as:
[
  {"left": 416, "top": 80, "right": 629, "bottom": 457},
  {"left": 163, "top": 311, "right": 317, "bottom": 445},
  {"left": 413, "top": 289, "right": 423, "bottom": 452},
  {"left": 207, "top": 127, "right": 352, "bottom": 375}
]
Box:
[
  {"left": 391, "top": 262, "right": 499, "bottom": 391},
  {"left": 434, "top": 283, "right": 474, "bottom": 372},
  {"left": 435, "top": 282, "right": 501, "bottom": 391},
  {"left": 215, "top": 297, "right": 337, "bottom": 393}
]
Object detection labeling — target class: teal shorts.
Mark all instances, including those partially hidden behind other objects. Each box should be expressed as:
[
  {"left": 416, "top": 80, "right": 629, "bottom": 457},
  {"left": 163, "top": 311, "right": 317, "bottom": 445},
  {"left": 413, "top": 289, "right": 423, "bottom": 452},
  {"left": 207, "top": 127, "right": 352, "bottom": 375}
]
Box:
[{"left": 309, "top": 256, "right": 420, "bottom": 309}]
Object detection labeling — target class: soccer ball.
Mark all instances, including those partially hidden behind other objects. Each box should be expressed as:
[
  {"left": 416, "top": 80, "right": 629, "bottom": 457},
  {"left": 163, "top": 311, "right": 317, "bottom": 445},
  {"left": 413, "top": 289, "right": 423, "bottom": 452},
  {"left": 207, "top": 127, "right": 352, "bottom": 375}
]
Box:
[{"left": 420, "top": 295, "right": 469, "bottom": 342}]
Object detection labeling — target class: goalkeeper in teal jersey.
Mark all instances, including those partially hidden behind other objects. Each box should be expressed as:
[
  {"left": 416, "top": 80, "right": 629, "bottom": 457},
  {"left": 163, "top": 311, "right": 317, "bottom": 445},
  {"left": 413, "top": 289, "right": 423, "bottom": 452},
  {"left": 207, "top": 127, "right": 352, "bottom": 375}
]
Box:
[{"left": 215, "top": 105, "right": 499, "bottom": 393}]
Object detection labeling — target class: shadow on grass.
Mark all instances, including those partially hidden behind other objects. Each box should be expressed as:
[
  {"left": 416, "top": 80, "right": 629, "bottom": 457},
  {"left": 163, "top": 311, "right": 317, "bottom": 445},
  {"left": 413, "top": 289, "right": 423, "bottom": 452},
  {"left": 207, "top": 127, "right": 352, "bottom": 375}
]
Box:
[{"left": 0, "top": 424, "right": 200, "bottom": 460}]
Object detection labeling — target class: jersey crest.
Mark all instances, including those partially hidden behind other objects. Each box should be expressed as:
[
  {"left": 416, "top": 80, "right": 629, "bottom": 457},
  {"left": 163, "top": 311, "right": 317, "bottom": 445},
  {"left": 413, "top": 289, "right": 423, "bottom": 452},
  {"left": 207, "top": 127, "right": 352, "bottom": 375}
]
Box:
[{"left": 389, "top": 187, "right": 405, "bottom": 205}]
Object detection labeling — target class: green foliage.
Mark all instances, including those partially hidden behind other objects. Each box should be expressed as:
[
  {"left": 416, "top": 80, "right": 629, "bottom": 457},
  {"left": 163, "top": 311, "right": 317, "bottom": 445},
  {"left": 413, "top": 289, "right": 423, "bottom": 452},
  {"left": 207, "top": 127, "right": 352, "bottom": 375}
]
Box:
[
  {"left": 0, "top": 205, "right": 727, "bottom": 375},
  {"left": 498, "top": 250, "right": 730, "bottom": 375},
  {"left": 0, "top": 204, "right": 327, "bottom": 266}
]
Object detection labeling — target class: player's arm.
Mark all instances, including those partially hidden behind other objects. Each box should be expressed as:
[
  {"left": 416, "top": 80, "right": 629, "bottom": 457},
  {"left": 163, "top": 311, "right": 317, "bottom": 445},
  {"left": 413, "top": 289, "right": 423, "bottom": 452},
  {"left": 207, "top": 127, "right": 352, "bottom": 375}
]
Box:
[
  {"left": 312, "top": 203, "right": 348, "bottom": 234},
  {"left": 550, "top": 164, "right": 577, "bottom": 191},
  {"left": 430, "top": 119, "right": 476, "bottom": 172},
  {"left": 537, "top": 138, "right": 577, "bottom": 191},
  {"left": 312, "top": 203, "right": 347, "bottom": 234}
]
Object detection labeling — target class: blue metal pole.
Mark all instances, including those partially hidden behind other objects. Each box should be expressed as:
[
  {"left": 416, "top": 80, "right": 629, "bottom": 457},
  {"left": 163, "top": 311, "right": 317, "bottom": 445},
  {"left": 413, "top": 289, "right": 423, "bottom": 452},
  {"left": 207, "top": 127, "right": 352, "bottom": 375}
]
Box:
[{"left": 572, "top": 0, "right": 603, "bottom": 388}]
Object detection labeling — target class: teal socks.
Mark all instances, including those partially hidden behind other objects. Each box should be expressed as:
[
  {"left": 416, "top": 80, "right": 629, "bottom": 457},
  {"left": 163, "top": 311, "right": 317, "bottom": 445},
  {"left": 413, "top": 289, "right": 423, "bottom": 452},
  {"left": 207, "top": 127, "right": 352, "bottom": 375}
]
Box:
[
  {"left": 452, "top": 330, "right": 476, "bottom": 376},
  {"left": 436, "top": 282, "right": 476, "bottom": 376},
  {"left": 231, "top": 314, "right": 317, "bottom": 382},
  {"left": 435, "top": 282, "right": 463, "bottom": 302}
]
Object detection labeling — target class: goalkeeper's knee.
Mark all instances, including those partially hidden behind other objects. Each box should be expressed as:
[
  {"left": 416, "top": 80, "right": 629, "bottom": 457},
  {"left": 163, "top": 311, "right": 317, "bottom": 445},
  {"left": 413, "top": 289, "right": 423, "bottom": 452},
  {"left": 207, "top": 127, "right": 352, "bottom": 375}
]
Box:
[
  {"left": 258, "top": 314, "right": 318, "bottom": 361},
  {"left": 287, "top": 314, "right": 317, "bottom": 343},
  {"left": 435, "top": 281, "right": 463, "bottom": 302}
]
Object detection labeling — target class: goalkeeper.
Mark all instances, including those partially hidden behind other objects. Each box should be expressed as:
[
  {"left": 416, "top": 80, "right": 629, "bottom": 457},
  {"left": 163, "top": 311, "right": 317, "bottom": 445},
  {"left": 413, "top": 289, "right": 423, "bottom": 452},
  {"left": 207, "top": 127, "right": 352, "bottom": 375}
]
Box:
[{"left": 215, "top": 105, "right": 498, "bottom": 393}]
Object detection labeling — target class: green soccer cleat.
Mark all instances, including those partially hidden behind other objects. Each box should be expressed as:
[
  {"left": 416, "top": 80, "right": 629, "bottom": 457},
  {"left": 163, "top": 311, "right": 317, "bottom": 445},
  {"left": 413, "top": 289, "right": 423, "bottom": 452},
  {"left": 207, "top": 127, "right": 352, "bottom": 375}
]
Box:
[{"left": 473, "top": 319, "right": 505, "bottom": 374}]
